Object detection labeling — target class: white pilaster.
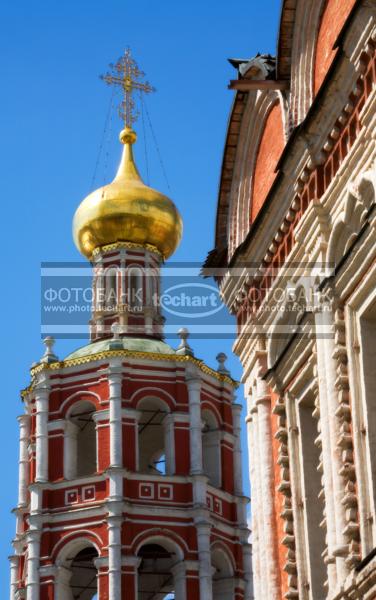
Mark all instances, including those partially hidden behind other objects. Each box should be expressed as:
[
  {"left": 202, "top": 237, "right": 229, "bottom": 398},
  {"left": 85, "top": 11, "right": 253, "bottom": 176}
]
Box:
[
  {"left": 108, "top": 515, "right": 122, "bottom": 600},
  {"left": 35, "top": 385, "right": 50, "bottom": 483},
  {"left": 26, "top": 529, "right": 41, "bottom": 600},
  {"left": 109, "top": 467, "right": 123, "bottom": 500},
  {"left": 187, "top": 375, "right": 203, "bottom": 475},
  {"left": 196, "top": 520, "right": 213, "bottom": 600},
  {"left": 232, "top": 402, "right": 243, "bottom": 495},
  {"left": 171, "top": 561, "right": 187, "bottom": 600},
  {"left": 109, "top": 361, "right": 123, "bottom": 468},
  {"left": 9, "top": 555, "right": 18, "bottom": 600},
  {"left": 17, "top": 415, "right": 30, "bottom": 507}
]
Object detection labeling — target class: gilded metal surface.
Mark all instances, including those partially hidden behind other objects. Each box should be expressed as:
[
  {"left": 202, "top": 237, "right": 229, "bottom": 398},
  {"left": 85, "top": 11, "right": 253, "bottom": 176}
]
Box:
[
  {"left": 73, "top": 128, "right": 182, "bottom": 260},
  {"left": 29, "top": 349, "right": 237, "bottom": 388},
  {"left": 92, "top": 240, "right": 163, "bottom": 259}
]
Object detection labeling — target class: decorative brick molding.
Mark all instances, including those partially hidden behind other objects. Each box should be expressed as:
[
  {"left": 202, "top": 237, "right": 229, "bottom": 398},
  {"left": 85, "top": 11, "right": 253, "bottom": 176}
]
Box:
[
  {"left": 235, "top": 41, "right": 376, "bottom": 326},
  {"left": 333, "top": 303, "right": 361, "bottom": 567},
  {"left": 273, "top": 395, "right": 299, "bottom": 600}
]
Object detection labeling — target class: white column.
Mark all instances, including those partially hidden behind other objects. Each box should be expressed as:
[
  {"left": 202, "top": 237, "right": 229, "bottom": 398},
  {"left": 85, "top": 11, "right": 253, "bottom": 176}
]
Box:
[
  {"left": 255, "top": 375, "right": 280, "bottom": 600},
  {"left": 232, "top": 403, "right": 243, "bottom": 495},
  {"left": 187, "top": 377, "right": 203, "bottom": 475},
  {"left": 242, "top": 542, "right": 254, "bottom": 600},
  {"left": 63, "top": 420, "right": 78, "bottom": 480},
  {"left": 196, "top": 521, "right": 213, "bottom": 600},
  {"left": 109, "top": 362, "right": 123, "bottom": 468},
  {"left": 35, "top": 386, "right": 49, "bottom": 483},
  {"left": 108, "top": 515, "right": 122, "bottom": 600},
  {"left": 26, "top": 529, "right": 41, "bottom": 600},
  {"left": 246, "top": 394, "right": 262, "bottom": 600},
  {"left": 17, "top": 415, "right": 30, "bottom": 506},
  {"left": 94, "top": 556, "right": 109, "bottom": 599},
  {"left": 163, "top": 413, "right": 175, "bottom": 475},
  {"left": 171, "top": 561, "right": 187, "bottom": 600},
  {"left": 9, "top": 555, "right": 18, "bottom": 600}
]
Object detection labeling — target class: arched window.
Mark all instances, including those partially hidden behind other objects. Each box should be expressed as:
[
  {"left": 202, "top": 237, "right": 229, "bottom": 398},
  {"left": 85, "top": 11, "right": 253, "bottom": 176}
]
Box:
[
  {"left": 64, "top": 401, "right": 97, "bottom": 480},
  {"left": 202, "top": 409, "right": 221, "bottom": 488},
  {"left": 127, "top": 266, "right": 143, "bottom": 310},
  {"left": 105, "top": 267, "right": 118, "bottom": 311},
  {"left": 55, "top": 541, "right": 99, "bottom": 600},
  {"left": 211, "top": 547, "right": 234, "bottom": 600},
  {"left": 137, "top": 398, "right": 173, "bottom": 475}
]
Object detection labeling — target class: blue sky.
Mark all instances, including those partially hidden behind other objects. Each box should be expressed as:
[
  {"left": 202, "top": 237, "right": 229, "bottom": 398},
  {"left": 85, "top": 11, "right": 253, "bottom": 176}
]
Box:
[{"left": 0, "top": 0, "right": 280, "bottom": 589}]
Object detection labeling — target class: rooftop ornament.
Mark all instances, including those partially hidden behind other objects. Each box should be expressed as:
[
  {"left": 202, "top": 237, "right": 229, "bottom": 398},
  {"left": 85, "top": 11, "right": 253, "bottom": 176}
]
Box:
[
  {"left": 216, "top": 352, "right": 230, "bottom": 376},
  {"left": 176, "top": 327, "right": 194, "bottom": 356},
  {"left": 41, "top": 336, "right": 58, "bottom": 364}
]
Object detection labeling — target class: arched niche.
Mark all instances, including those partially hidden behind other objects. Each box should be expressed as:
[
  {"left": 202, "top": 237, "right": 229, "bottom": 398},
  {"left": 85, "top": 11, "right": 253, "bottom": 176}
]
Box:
[{"left": 104, "top": 265, "right": 119, "bottom": 311}]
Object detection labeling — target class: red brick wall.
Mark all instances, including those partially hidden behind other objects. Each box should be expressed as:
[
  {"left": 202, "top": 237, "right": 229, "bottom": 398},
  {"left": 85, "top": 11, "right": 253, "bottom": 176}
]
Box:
[
  {"left": 48, "top": 435, "right": 64, "bottom": 480},
  {"left": 314, "top": 0, "right": 357, "bottom": 95},
  {"left": 251, "top": 102, "right": 285, "bottom": 223}
]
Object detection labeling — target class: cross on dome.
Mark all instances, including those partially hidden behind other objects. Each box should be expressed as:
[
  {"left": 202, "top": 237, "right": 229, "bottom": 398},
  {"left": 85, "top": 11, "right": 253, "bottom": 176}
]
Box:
[{"left": 100, "top": 48, "right": 155, "bottom": 127}]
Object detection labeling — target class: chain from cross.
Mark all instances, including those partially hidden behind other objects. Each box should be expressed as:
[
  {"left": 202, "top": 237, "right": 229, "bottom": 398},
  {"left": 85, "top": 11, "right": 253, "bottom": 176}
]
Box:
[{"left": 100, "top": 48, "right": 155, "bottom": 127}]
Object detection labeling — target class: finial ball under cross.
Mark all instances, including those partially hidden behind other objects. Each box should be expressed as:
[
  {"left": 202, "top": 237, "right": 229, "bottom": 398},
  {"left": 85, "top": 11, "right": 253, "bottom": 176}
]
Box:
[{"left": 101, "top": 48, "right": 155, "bottom": 128}]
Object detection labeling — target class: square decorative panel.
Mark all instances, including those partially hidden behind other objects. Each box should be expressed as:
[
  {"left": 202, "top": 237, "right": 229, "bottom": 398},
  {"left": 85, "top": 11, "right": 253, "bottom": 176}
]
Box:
[
  {"left": 213, "top": 497, "right": 223, "bottom": 515},
  {"left": 65, "top": 489, "right": 78, "bottom": 505},
  {"left": 206, "top": 494, "right": 213, "bottom": 510},
  {"left": 82, "top": 486, "right": 96, "bottom": 502},
  {"left": 139, "top": 483, "right": 154, "bottom": 499},
  {"left": 158, "top": 484, "right": 173, "bottom": 500}
]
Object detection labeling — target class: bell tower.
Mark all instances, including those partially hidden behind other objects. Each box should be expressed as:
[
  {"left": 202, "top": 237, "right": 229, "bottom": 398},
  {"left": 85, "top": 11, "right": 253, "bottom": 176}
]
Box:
[{"left": 10, "top": 50, "right": 252, "bottom": 600}]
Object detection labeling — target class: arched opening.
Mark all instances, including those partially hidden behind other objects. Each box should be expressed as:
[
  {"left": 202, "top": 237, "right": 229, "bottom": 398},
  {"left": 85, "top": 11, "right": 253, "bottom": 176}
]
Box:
[
  {"left": 65, "top": 401, "right": 97, "bottom": 480},
  {"left": 55, "top": 541, "right": 99, "bottom": 600},
  {"left": 211, "top": 547, "right": 234, "bottom": 600},
  {"left": 128, "top": 266, "right": 143, "bottom": 311},
  {"left": 105, "top": 267, "right": 118, "bottom": 311},
  {"left": 137, "top": 398, "right": 172, "bottom": 475},
  {"left": 147, "top": 268, "right": 159, "bottom": 309},
  {"left": 202, "top": 409, "right": 221, "bottom": 488},
  {"left": 69, "top": 547, "right": 98, "bottom": 600},
  {"left": 137, "top": 539, "right": 185, "bottom": 600}
]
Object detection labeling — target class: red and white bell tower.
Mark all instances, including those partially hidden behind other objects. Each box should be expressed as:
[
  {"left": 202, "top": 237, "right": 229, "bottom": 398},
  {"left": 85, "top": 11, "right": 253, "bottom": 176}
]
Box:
[{"left": 10, "top": 50, "right": 252, "bottom": 600}]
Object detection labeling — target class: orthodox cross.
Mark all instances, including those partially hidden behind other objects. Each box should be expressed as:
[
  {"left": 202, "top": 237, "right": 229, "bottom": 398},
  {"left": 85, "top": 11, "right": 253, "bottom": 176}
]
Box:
[{"left": 101, "top": 48, "right": 155, "bottom": 127}]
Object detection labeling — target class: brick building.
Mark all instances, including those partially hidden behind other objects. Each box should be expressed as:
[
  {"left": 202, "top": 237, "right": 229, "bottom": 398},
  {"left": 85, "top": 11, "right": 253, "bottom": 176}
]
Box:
[{"left": 204, "top": 1, "right": 376, "bottom": 598}]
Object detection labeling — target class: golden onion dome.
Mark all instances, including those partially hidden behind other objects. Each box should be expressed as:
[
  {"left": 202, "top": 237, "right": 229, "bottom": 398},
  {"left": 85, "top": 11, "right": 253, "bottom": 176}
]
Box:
[{"left": 73, "top": 127, "right": 183, "bottom": 260}]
